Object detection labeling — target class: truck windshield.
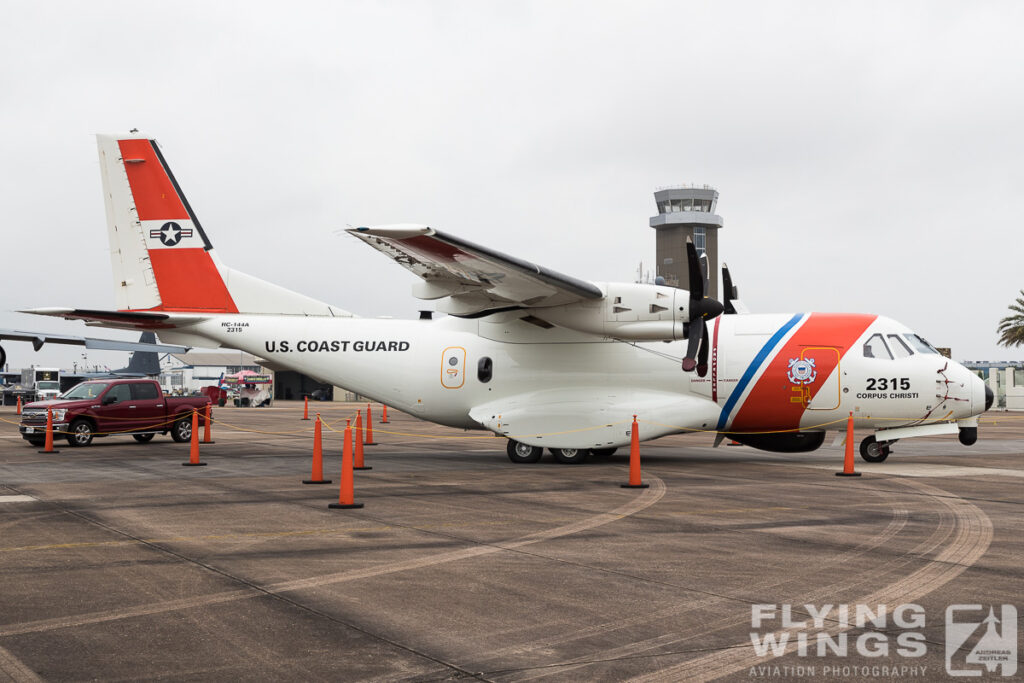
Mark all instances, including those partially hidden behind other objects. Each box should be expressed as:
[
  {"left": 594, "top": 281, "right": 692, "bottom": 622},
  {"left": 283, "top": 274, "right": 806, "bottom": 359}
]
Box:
[
  {"left": 37, "top": 382, "right": 59, "bottom": 390},
  {"left": 62, "top": 382, "right": 110, "bottom": 400}
]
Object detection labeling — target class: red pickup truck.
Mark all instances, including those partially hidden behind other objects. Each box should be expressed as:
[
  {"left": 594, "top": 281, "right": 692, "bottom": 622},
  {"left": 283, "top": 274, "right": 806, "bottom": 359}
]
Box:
[{"left": 18, "top": 379, "right": 211, "bottom": 447}]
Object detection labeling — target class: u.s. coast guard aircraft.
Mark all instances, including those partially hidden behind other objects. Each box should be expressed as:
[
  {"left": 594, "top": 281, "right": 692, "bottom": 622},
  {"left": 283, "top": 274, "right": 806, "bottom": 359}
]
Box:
[{"left": 23, "top": 133, "right": 992, "bottom": 463}]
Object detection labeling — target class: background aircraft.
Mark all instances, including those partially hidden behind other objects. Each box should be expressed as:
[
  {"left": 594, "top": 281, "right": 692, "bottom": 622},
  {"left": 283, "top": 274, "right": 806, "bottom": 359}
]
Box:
[{"left": 0, "top": 330, "right": 185, "bottom": 387}]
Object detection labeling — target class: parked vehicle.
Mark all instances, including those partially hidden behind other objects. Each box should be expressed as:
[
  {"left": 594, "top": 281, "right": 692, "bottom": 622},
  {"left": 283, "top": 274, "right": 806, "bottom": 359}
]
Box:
[
  {"left": 18, "top": 379, "right": 211, "bottom": 447},
  {"left": 21, "top": 367, "right": 61, "bottom": 402}
]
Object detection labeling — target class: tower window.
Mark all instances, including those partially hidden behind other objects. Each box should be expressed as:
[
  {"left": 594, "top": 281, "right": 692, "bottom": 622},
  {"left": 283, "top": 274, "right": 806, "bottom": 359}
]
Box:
[{"left": 694, "top": 226, "right": 706, "bottom": 256}]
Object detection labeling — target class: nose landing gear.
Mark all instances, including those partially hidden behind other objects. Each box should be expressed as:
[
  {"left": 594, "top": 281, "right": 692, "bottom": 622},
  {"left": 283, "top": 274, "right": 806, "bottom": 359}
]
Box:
[{"left": 859, "top": 435, "right": 892, "bottom": 463}]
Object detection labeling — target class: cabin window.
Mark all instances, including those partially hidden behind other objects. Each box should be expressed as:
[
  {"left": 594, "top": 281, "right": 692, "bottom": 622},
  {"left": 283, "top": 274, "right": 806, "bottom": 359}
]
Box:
[
  {"left": 477, "top": 356, "right": 493, "bottom": 383},
  {"left": 863, "top": 334, "right": 893, "bottom": 360},
  {"left": 887, "top": 335, "right": 913, "bottom": 359}
]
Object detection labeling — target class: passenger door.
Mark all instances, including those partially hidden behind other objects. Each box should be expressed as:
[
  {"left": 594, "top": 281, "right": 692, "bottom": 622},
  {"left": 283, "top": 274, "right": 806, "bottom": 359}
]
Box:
[
  {"left": 129, "top": 382, "right": 165, "bottom": 431},
  {"left": 803, "top": 346, "right": 843, "bottom": 410},
  {"left": 96, "top": 383, "right": 135, "bottom": 434}
]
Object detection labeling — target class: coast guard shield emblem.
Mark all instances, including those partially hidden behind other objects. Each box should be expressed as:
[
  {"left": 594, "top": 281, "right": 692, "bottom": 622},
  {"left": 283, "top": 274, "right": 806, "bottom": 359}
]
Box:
[{"left": 787, "top": 358, "right": 817, "bottom": 385}]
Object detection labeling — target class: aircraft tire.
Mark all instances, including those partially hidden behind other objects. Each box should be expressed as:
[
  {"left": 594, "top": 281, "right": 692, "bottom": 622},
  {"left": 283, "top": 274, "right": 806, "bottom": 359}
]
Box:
[
  {"left": 550, "top": 447, "right": 590, "bottom": 464},
  {"left": 590, "top": 448, "right": 617, "bottom": 457},
  {"left": 171, "top": 416, "right": 193, "bottom": 443},
  {"left": 66, "top": 419, "right": 95, "bottom": 447},
  {"left": 132, "top": 433, "right": 155, "bottom": 443},
  {"left": 859, "top": 435, "right": 890, "bottom": 463},
  {"left": 506, "top": 439, "right": 543, "bottom": 463}
]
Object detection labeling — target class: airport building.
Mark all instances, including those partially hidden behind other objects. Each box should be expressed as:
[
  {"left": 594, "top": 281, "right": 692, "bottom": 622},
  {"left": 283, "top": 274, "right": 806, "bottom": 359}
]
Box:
[
  {"left": 649, "top": 185, "right": 723, "bottom": 299},
  {"left": 965, "top": 362, "right": 1024, "bottom": 410}
]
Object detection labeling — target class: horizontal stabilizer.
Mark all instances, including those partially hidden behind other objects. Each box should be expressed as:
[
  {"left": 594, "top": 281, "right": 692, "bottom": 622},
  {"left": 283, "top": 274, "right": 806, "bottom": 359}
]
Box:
[{"left": 18, "top": 308, "right": 208, "bottom": 331}]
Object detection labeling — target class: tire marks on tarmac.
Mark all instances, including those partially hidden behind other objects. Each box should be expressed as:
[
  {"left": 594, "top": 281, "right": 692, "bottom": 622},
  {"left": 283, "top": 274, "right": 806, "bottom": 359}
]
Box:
[
  {"left": 627, "top": 479, "right": 993, "bottom": 683},
  {"left": 0, "top": 477, "right": 666, "bottom": 638}
]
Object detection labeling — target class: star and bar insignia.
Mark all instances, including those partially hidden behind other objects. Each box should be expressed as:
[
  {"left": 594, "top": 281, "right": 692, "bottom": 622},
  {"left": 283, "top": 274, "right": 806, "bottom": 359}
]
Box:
[{"left": 149, "top": 221, "right": 194, "bottom": 247}]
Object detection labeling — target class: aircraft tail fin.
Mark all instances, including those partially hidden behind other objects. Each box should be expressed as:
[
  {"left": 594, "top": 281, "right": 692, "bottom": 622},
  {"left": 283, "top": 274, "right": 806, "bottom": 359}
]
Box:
[
  {"left": 114, "top": 332, "right": 162, "bottom": 376},
  {"left": 96, "top": 133, "right": 352, "bottom": 317}
]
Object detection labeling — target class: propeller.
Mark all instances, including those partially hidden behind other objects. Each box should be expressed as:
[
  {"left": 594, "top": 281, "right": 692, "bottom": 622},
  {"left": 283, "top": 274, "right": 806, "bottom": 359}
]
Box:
[
  {"left": 681, "top": 240, "right": 724, "bottom": 376},
  {"left": 722, "top": 263, "right": 737, "bottom": 315}
]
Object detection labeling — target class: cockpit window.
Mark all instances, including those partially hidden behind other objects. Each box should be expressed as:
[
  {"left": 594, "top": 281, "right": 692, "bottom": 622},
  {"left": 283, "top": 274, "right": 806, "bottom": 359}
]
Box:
[
  {"left": 863, "top": 334, "right": 893, "bottom": 360},
  {"left": 888, "top": 334, "right": 913, "bottom": 359},
  {"left": 903, "top": 334, "right": 938, "bottom": 355}
]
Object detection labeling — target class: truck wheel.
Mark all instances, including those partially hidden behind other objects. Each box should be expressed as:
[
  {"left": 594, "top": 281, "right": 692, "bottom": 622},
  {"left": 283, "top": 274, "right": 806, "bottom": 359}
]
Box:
[
  {"left": 132, "top": 433, "right": 155, "bottom": 443},
  {"left": 551, "top": 447, "right": 589, "bottom": 464},
  {"left": 26, "top": 437, "right": 45, "bottom": 447},
  {"left": 67, "top": 419, "right": 95, "bottom": 447},
  {"left": 506, "top": 439, "right": 543, "bottom": 463},
  {"left": 171, "top": 416, "right": 193, "bottom": 443}
]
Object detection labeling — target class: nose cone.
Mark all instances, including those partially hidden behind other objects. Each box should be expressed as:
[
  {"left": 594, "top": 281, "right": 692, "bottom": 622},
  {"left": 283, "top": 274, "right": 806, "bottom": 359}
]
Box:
[{"left": 968, "top": 372, "right": 991, "bottom": 414}]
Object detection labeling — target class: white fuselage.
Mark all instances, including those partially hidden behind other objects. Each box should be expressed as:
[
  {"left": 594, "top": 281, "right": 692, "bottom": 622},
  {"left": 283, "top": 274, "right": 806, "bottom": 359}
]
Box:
[{"left": 162, "top": 311, "right": 986, "bottom": 450}]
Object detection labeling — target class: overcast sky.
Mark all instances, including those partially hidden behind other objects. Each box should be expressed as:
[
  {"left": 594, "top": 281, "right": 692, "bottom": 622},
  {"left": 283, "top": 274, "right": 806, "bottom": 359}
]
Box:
[{"left": 2, "top": 1, "right": 1022, "bottom": 372}]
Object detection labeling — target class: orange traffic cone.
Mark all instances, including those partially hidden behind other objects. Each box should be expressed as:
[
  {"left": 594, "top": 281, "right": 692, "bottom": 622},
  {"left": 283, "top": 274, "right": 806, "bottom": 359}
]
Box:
[
  {"left": 836, "top": 412, "right": 861, "bottom": 477},
  {"left": 381, "top": 404, "right": 389, "bottom": 424},
  {"left": 38, "top": 406, "right": 60, "bottom": 454},
  {"left": 365, "top": 403, "right": 377, "bottom": 445},
  {"left": 303, "top": 413, "right": 332, "bottom": 484},
  {"left": 16, "top": 396, "right": 22, "bottom": 415},
  {"left": 201, "top": 403, "right": 215, "bottom": 444},
  {"left": 182, "top": 409, "right": 207, "bottom": 466},
  {"left": 329, "top": 419, "right": 363, "bottom": 509},
  {"left": 354, "top": 411, "right": 371, "bottom": 470},
  {"left": 302, "top": 396, "right": 310, "bottom": 421},
  {"left": 621, "top": 415, "right": 648, "bottom": 489}
]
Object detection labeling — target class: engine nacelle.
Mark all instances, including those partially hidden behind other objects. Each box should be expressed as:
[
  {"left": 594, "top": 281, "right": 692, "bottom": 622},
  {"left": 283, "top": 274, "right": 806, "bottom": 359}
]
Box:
[
  {"left": 536, "top": 282, "right": 689, "bottom": 341},
  {"left": 729, "top": 431, "right": 826, "bottom": 453}
]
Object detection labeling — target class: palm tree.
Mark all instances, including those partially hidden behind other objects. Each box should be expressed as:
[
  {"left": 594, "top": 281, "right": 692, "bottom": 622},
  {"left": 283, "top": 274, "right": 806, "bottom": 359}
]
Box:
[{"left": 997, "top": 290, "right": 1024, "bottom": 347}]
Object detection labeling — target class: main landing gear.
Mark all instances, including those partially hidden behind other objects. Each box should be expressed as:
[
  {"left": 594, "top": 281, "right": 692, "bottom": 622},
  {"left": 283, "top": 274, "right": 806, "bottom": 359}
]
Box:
[
  {"left": 506, "top": 440, "right": 598, "bottom": 464},
  {"left": 507, "top": 439, "right": 542, "bottom": 463},
  {"left": 859, "top": 435, "right": 893, "bottom": 463}
]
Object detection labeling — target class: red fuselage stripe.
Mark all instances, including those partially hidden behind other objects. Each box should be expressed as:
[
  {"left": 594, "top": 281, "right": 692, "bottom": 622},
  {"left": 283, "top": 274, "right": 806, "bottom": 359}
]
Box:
[{"left": 729, "top": 313, "right": 876, "bottom": 431}]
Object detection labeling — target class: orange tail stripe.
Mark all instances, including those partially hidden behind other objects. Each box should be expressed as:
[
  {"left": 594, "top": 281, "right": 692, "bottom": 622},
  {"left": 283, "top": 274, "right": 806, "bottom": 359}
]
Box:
[
  {"left": 147, "top": 249, "right": 238, "bottom": 313},
  {"left": 118, "top": 139, "right": 189, "bottom": 221}
]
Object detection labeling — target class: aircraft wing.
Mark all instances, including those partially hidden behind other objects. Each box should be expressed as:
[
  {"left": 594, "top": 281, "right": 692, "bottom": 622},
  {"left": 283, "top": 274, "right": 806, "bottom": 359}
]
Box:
[
  {"left": 0, "top": 326, "right": 189, "bottom": 353},
  {"left": 345, "top": 225, "right": 603, "bottom": 316}
]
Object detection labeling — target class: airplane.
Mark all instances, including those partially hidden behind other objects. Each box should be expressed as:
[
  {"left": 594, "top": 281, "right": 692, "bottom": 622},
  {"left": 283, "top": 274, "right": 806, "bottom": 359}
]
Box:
[
  {"left": 22, "top": 132, "right": 992, "bottom": 464},
  {"left": 0, "top": 330, "right": 185, "bottom": 387}
]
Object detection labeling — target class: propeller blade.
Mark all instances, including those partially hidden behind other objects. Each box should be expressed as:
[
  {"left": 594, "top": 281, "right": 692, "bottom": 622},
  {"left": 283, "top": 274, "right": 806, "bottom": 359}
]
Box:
[
  {"left": 699, "top": 251, "right": 710, "bottom": 300},
  {"left": 682, "top": 324, "right": 701, "bottom": 372},
  {"left": 685, "top": 240, "right": 703, "bottom": 300},
  {"left": 696, "top": 320, "right": 710, "bottom": 377},
  {"left": 722, "top": 263, "right": 736, "bottom": 315}
]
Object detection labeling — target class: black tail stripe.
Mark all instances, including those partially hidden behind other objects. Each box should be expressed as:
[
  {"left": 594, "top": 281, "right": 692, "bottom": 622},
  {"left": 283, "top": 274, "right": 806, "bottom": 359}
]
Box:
[{"left": 149, "top": 139, "right": 214, "bottom": 252}]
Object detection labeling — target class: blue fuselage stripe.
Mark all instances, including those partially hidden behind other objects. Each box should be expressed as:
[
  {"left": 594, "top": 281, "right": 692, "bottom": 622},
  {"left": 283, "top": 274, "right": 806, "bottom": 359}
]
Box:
[{"left": 716, "top": 313, "right": 805, "bottom": 431}]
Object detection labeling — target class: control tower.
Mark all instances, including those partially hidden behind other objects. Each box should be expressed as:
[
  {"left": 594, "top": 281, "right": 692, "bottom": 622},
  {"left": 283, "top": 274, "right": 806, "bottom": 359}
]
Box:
[{"left": 649, "top": 185, "right": 723, "bottom": 299}]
